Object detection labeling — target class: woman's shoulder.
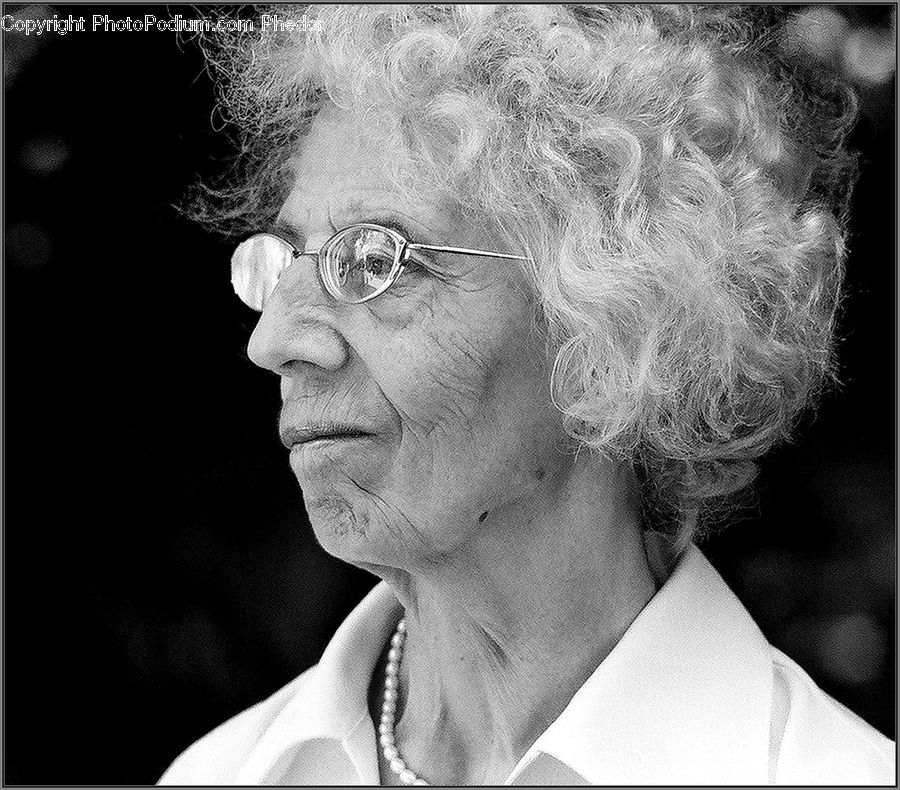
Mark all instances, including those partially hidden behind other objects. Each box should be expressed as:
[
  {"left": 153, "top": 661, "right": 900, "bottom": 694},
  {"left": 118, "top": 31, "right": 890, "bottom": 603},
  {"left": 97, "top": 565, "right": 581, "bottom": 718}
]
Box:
[
  {"left": 157, "top": 666, "right": 317, "bottom": 785},
  {"left": 770, "top": 647, "right": 895, "bottom": 785}
]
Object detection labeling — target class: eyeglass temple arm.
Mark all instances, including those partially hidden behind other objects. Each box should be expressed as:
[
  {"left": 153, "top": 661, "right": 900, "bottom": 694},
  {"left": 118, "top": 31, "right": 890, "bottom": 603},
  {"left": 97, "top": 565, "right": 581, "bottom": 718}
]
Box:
[{"left": 407, "top": 242, "right": 530, "bottom": 262}]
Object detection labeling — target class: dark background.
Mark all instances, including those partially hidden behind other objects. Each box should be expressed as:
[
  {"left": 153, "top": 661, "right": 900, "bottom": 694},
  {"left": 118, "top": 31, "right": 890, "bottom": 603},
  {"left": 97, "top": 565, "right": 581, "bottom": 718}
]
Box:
[{"left": 3, "top": 4, "right": 896, "bottom": 784}]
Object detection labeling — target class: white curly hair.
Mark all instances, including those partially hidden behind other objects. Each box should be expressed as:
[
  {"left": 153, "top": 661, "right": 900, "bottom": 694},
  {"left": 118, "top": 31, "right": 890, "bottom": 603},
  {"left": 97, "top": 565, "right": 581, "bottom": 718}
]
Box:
[{"left": 193, "top": 4, "right": 859, "bottom": 546}]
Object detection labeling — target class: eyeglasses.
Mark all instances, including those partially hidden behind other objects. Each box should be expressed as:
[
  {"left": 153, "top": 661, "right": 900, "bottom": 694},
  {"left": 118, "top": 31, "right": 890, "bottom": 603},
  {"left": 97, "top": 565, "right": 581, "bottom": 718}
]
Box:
[{"left": 231, "top": 222, "right": 530, "bottom": 310}]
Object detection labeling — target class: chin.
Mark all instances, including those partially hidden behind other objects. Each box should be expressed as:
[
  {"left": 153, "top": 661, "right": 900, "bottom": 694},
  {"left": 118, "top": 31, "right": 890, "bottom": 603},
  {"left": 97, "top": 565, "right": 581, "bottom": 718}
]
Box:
[{"left": 304, "top": 491, "right": 395, "bottom": 567}]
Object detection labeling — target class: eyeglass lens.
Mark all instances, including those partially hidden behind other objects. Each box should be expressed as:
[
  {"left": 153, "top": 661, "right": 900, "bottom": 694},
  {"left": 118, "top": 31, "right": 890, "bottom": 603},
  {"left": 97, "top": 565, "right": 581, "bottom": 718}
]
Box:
[
  {"left": 231, "top": 234, "right": 295, "bottom": 311},
  {"left": 322, "top": 226, "right": 400, "bottom": 302}
]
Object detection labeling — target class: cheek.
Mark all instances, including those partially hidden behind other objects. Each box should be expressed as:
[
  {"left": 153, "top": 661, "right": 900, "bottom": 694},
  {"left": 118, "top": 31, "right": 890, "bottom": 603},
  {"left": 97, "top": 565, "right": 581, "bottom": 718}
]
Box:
[
  {"left": 376, "top": 301, "right": 546, "bottom": 445},
  {"left": 385, "top": 330, "right": 497, "bottom": 437}
]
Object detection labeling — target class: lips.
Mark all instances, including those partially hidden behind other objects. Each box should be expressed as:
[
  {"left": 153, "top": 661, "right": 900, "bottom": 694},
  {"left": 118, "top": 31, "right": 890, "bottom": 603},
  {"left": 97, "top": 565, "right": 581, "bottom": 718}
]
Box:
[{"left": 279, "top": 423, "right": 374, "bottom": 449}]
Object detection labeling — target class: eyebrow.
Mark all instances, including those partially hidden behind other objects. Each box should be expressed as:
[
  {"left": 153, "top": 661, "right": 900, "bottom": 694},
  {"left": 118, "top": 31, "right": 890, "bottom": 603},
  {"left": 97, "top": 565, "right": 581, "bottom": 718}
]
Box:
[
  {"left": 363, "top": 214, "right": 420, "bottom": 242},
  {"left": 271, "top": 210, "right": 445, "bottom": 248},
  {"left": 270, "top": 219, "right": 307, "bottom": 250}
]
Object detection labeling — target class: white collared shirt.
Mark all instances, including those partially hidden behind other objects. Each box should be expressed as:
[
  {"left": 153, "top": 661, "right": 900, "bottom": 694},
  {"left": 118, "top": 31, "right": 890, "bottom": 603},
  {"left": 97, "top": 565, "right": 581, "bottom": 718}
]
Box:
[{"left": 159, "top": 544, "right": 895, "bottom": 785}]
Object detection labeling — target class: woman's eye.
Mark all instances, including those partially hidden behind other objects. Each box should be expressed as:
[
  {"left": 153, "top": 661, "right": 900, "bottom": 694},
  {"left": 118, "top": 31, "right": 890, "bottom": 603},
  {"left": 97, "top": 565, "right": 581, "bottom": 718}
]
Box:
[
  {"left": 363, "top": 253, "right": 393, "bottom": 276},
  {"left": 370, "top": 258, "right": 428, "bottom": 300}
]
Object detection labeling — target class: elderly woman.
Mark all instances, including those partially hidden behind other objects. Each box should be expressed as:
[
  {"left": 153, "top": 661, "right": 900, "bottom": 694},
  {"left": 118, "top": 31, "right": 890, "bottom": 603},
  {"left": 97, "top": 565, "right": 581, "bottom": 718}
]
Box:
[{"left": 160, "top": 4, "right": 893, "bottom": 785}]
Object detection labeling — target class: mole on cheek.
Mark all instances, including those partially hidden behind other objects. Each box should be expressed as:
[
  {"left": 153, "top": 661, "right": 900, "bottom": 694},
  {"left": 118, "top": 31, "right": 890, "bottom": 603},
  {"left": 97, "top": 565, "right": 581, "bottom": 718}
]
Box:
[{"left": 478, "top": 511, "right": 489, "bottom": 523}]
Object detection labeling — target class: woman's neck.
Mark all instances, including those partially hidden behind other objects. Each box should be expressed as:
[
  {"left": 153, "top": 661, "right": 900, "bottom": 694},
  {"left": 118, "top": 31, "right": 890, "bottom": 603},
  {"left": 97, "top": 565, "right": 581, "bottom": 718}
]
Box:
[{"left": 373, "top": 459, "right": 658, "bottom": 785}]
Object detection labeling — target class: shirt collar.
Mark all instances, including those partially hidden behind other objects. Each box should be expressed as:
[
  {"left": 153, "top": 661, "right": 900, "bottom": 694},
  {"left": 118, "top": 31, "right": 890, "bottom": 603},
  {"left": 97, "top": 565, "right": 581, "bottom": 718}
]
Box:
[
  {"left": 234, "top": 581, "right": 399, "bottom": 784},
  {"left": 510, "top": 542, "right": 773, "bottom": 785},
  {"left": 237, "top": 537, "right": 773, "bottom": 785}
]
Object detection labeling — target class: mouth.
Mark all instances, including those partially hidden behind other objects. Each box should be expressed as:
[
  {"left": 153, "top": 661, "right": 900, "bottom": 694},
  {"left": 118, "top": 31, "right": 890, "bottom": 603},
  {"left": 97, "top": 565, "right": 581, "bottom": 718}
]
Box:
[{"left": 280, "top": 424, "right": 374, "bottom": 449}]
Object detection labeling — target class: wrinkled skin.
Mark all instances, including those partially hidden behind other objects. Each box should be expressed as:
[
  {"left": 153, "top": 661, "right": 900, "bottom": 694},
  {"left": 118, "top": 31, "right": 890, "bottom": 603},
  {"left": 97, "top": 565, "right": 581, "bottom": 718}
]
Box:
[{"left": 248, "top": 106, "right": 574, "bottom": 575}]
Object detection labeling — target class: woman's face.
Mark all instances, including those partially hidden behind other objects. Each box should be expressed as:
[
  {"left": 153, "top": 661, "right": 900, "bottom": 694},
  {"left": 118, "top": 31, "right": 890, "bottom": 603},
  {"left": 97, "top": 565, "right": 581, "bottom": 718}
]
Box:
[{"left": 248, "top": 107, "right": 573, "bottom": 571}]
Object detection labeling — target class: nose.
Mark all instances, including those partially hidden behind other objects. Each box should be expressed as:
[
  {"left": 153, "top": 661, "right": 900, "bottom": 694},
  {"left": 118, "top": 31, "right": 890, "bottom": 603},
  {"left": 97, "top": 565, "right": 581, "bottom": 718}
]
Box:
[{"left": 246, "top": 253, "right": 350, "bottom": 376}]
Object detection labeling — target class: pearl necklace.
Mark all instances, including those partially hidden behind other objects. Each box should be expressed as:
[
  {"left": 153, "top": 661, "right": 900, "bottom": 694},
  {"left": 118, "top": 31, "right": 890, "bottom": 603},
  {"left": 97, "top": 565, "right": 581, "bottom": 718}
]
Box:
[{"left": 379, "top": 618, "right": 429, "bottom": 785}]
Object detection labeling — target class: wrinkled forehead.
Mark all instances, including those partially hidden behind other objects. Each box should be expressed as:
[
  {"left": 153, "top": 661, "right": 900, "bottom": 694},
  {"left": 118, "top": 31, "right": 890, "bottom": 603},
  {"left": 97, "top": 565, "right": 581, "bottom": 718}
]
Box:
[{"left": 280, "top": 104, "right": 476, "bottom": 240}]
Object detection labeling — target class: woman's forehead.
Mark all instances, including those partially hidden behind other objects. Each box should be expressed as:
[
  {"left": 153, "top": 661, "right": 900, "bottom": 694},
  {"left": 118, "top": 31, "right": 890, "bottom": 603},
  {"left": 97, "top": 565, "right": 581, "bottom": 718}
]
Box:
[{"left": 279, "top": 109, "right": 458, "bottom": 240}]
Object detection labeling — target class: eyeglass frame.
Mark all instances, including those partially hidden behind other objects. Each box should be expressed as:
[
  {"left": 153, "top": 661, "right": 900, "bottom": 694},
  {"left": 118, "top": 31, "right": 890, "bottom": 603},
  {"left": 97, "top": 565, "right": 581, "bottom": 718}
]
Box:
[{"left": 235, "top": 222, "right": 531, "bottom": 307}]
